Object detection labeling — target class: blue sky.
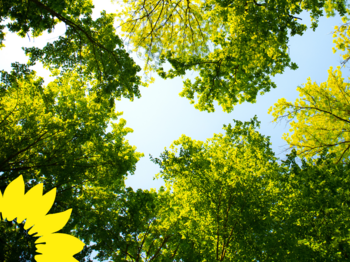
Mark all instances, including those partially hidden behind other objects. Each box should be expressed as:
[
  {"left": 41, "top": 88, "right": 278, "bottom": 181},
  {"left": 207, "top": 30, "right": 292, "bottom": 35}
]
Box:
[
  {"left": 0, "top": 1, "right": 347, "bottom": 260},
  {"left": 112, "top": 5, "right": 346, "bottom": 191}
]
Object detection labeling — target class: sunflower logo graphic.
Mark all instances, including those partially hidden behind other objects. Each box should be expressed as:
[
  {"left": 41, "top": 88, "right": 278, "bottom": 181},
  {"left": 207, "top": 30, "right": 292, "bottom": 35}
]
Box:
[{"left": 0, "top": 175, "right": 85, "bottom": 261}]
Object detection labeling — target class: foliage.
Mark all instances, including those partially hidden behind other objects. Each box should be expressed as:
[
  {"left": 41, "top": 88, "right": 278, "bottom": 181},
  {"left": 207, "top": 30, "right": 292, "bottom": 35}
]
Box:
[
  {"left": 98, "top": 119, "right": 350, "bottom": 262},
  {"left": 2, "top": 0, "right": 350, "bottom": 261},
  {"left": 116, "top": 0, "right": 346, "bottom": 112},
  {"left": 101, "top": 120, "right": 350, "bottom": 262},
  {"left": 147, "top": 117, "right": 280, "bottom": 261},
  {"left": 332, "top": 12, "right": 350, "bottom": 65},
  {"left": 268, "top": 151, "right": 350, "bottom": 261},
  {"left": 88, "top": 186, "right": 181, "bottom": 262},
  {"left": 81, "top": 118, "right": 282, "bottom": 261},
  {"left": 0, "top": 220, "right": 39, "bottom": 262},
  {"left": 1, "top": 0, "right": 145, "bottom": 107},
  {"left": 0, "top": 63, "right": 143, "bottom": 261},
  {"left": 268, "top": 65, "right": 350, "bottom": 164}
]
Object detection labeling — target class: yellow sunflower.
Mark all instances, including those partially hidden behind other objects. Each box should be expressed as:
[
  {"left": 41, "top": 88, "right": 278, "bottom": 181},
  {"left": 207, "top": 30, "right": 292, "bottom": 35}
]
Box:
[{"left": 0, "top": 175, "right": 85, "bottom": 262}]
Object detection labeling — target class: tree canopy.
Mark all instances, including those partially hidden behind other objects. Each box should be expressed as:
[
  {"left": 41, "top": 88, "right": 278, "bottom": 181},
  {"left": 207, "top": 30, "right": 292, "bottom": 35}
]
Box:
[
  {"left": 268, "top": 151, "right": 350, "bottom": 261},
  {"left": 149, "top": 117, "right": 279, "bottom": 261},
  {"left": 116, "top": 0, "right": 346, "bottom": 112},
  {"left": 1, "top": 0, "right": 350, "bottom": 261},
  {"left": 88, "top": 119, "right": 350, "bottom": 261},
  {"left": 2, "top": 0, "right": 147, "bottom": 108},
  {"left": 269, "top": 15, "right": 350, "bottom": 164},
  {"left": 269, "top": 66, "right": 350, "bottom": 164},
  {"left": 0, "top": 63, "right": 143, "bottom": 261}
]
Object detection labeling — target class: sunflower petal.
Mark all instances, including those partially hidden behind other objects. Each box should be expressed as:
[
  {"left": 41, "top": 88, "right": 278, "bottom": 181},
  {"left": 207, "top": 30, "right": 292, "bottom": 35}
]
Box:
[
  {"left": 24, "top": 187, "right": 57, "bottom": 230},
  {"left": 1, "top": 176, "right": 84, "bottom": 260},
  {"left": 0, "top": 189, "right": 3, "bottom": 215},
  {"left": 16, "top": 183, "right": 44, "bottom": 224},
  {"left": 35, "top": 233, "right": 85, "bottom": 258},
  {"left": 1, "top": 175, "right": 25, "bottom": 221},
  {"left": 29, "top": 209, "right": 72, "bottom": 236}
]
